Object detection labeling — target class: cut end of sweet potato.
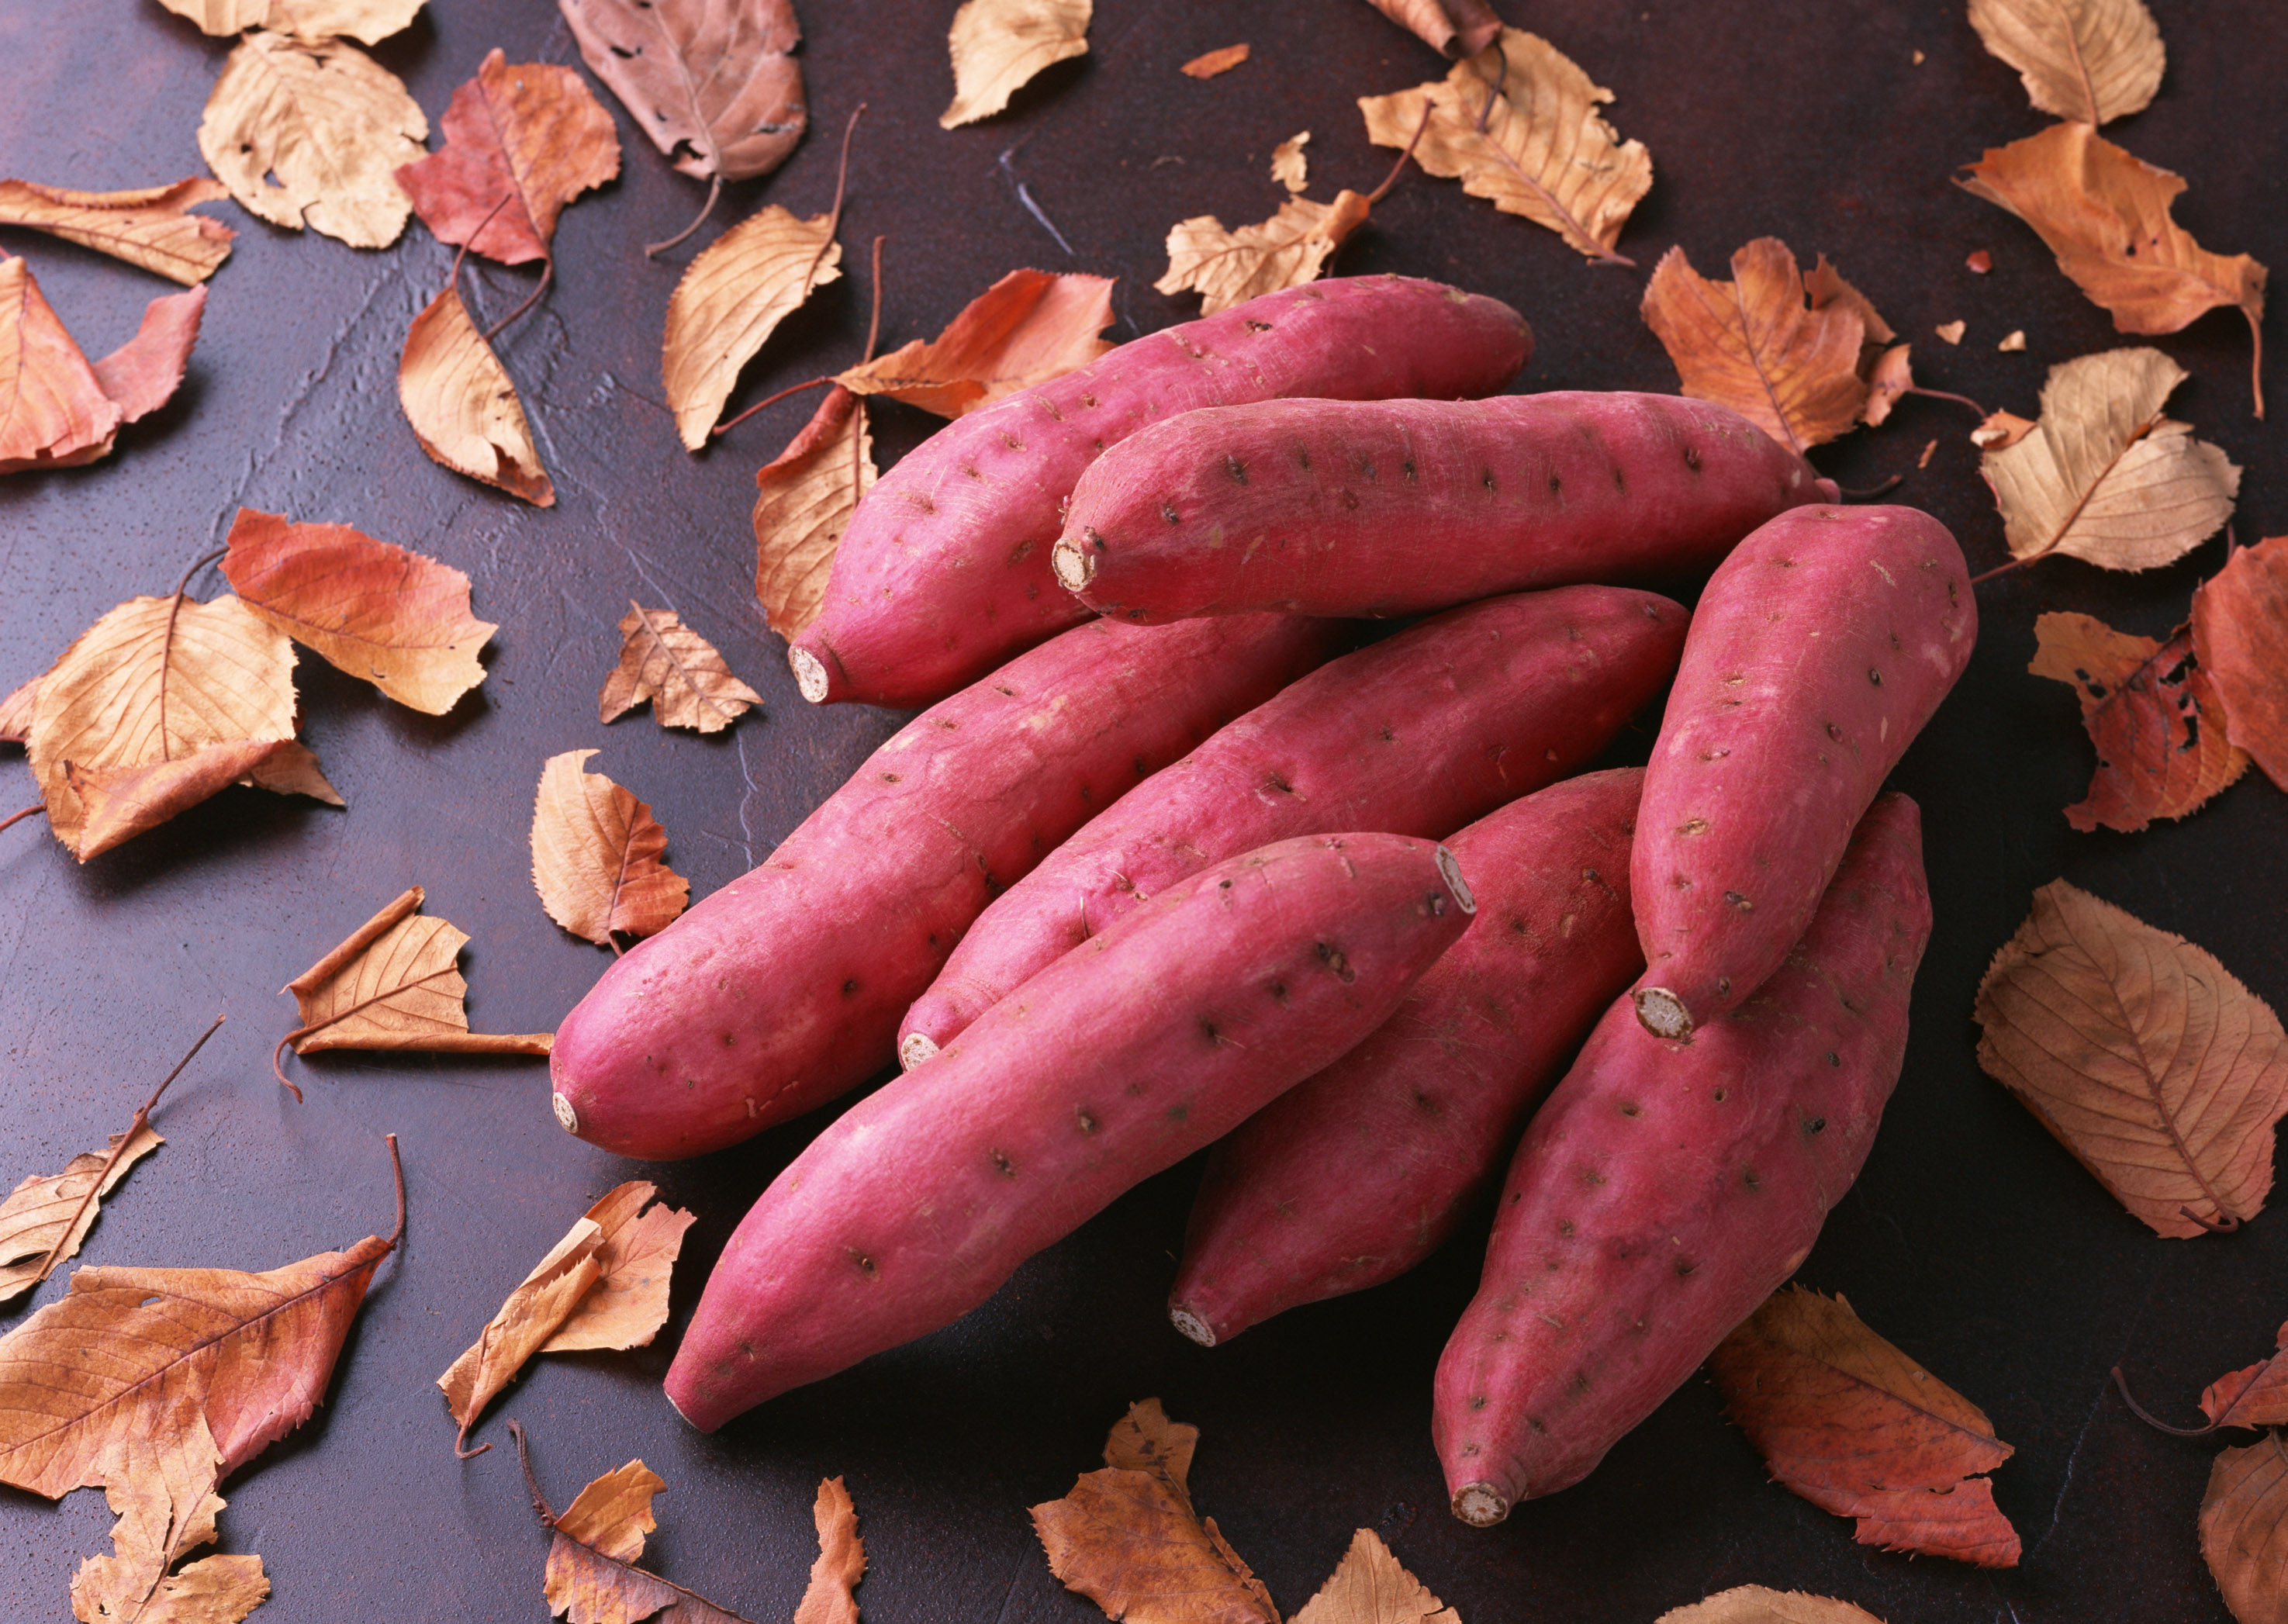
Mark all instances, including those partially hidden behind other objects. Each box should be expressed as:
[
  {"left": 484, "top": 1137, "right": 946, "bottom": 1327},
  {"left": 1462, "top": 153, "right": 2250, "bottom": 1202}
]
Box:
[
  {"left": 899, "top": 1031, "right": 939, "bottom": 1070},
  {"left": 1450, "top": 1482, "right": 1509, "bottom": 1526},
  {"left": 551, "top": 1091, "right": 580, "bottom": 1134},
  {"left": 790, "top": 644, "right": 831, "bottom": 703},
  {"left": 1632, "top": 986, "right": 1694, "bottom": 1040},
  {"left": 1436, "top": 845, "right": 1476, "bottom": 916},
  {"left": 1169, "top": 1304, "right": 1217, "bottom": 1347},
  {"left": 1049, "top": 535, "right": 1096, "bottom": 591}
]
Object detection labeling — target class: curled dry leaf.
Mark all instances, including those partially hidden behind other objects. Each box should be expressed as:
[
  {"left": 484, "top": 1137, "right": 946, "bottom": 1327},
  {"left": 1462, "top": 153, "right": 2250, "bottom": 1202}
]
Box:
[
  {"left": 942, "top": 0, "right": 1093, "bottom": 130},
  {"left": 754, "top": 385, "right": 875, "bottom": 641},
  {"left": 1358, "top": 29, "right": 1651, "bottom": 265},
  {"left": 560, "top": 0, "right": 807, "bottom": 188},
  {"left": 396, "top": 50, "right": 620, "bottom": 266},
  {"left": 1, "top": 259, "right": 206, "bottom": 474},
  {"left": 1271, "top": 133, "right": 1309, "bottom": 194},
  {"left": 541, "top": 1182, "right": 695, "bottom": 1356},
  {"left": 2193, "top": 535, "right": 2288, "bottom": 794},
  {"left": 1290, "top": 1528, "right": 1457, "bottom": 1624},
  {"left": 1710, "top": 1287, "right": 2021, "bottom": 1568},
  {"left": 599, "top": 603, "right": 762, "bottom": 734},
  {"left": 531, "top": 749, "right": 689, "bottom": 946},
  {"left": 792, "top": 1477, "right": 866, "bottom": 1624},
  {"left": 1158, "top": 192, "right": 1373, "bottom": 316},
  {"left": 1974, "top": 879, "right": 2288, "bottom": 1237},
  {"left": 1181, "top": 45, "right": 1249, "bottom": 81},
  {"left": 89, "top": 283, "right": 209, "bottom": 422},
  {"left": 1982, "top": 347, "right": 2238, "bottom": 573},
  {"left": 155, "top": 0, "right": 427, "bottom": 46},
  {"left": 221, "top": 506, "right": 494, "bottom": 715},
  {"left": 1965, "top": 0, "right": 2163, "bottom": 128},
  {"left": 2029, "top": 612, "right": 2245, "bottom": 832},
  {"left": 399, "top": 283, "right": 555, "bottom": 506},
  {"left": 197, "top": 31, "right": 428, "bottom": 250},
  {"left": 1655, "top": 1588, "right": 1887, "bottom": 1624},
  {"left": 0, "top": 178, "right": 232, "bottom": 285},
  {"left": 662, "top": 205, "right": 842, "bottom": 449},
  {"left": 440, "top": 1219, "right": 603, "bottom": 1453},
  {"left": 2201, "top": 1323, "right": 2288, "bottom": 1432},
  {"left": 0, "top": 1124, "right": 161, "bottom": 1307},
  {"left": 1361, "top": 0, "right": 1502, "bottom": 57},
  {"left": 2201, "top": 1433, "right": 2288, "bottom": 1624},
  {"left": 1960, "top": 123, "right": 2268, "bottom": 415},
  {"left": 838, "top": 268, "right": 1115, "bottom": 418}
]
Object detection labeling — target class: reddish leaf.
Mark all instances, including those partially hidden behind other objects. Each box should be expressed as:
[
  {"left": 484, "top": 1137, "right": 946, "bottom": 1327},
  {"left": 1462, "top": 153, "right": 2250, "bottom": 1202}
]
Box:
[
  {"left": 88, "top": 285, "right": 206, "bottom": 423},
  {"left": 2193, "top": 534, "right": 2288, "bottom": 794},
  {"left": 2204, "top": 1324, "right": 2288, "bottom": 1432},
  {"left": 2201, "top": 1432, "right": 2288, "bottom": 1624}
]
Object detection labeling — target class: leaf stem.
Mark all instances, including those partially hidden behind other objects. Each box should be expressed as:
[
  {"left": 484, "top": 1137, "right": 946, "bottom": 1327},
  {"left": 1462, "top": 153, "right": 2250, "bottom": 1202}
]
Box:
[
  {"left": 1905, "top": 384, "right": 1988, "bottom": 417},
  {"left": 1365, "top": 102, "right": 1433, "bottom": 206},
  {"left": 1834, "top": 475, "right": 1905, "bottom": 500},
  {"left": 2111, "top": 1366, "right": 2217, "bottom": 1436},
  {"left": 483, "top": 257, "right": 554, "bottom": 344},
  {"left": 806, "top": 105, "right": 866, "bottom": 297},
  {"left": 645, "top": 174, "right": 721, "bottom": 259},
  {"left": 712, "top": 375, "right": 837, "bottom": 438},
  {"left": 384, "top": 1132, "right": 406, "bottom": 1251},
  {"left": 510, "top": 1419, "right": 556, "bottom": 1526},
  {"left": 0, "top": 803, "right": 42, "bottom": 835}
]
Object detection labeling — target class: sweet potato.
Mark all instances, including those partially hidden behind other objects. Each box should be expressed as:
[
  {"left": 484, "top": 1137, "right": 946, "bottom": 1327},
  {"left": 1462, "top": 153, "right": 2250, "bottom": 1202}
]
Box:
[
  {"left": 1049, "top": 392, "right": 1833, "bottom": 621},
  {"left": 665, "top": 832, "right": 1477, "bottom": 1430},
  {"left": 1434, "top": 793, "right": 1930, "bottom": 1524},
  {"left": 1629, "top": 504, "right": 1972, "bottom": 1039},
  {"left": 548, "top": 613, "right": 1336, "bottom": 1160},
  {"left": 897, "top": 589, "right": 1686, "bottom": 1067},
  {"left": 1170, "top": 769, "right": 1646, "bottom": 1346},
  {"left": 789, "top": 275, "right": 1530, "bottom": 707}
]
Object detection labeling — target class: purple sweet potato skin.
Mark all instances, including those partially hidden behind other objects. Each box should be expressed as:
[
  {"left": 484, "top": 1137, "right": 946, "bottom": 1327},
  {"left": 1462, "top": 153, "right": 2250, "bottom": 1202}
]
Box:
[
  {"left": 1171, "top": 769, "right": 1647, "bottom": 1346},
  {"left": 1630, "top": 504, "right": 1972, "bottom": 1036},
  {"left": 548, "top": 613, "right": 1336, "bottom": 1161},
  {"left": 1433, "top": 793, "right": 1931, "bottom": 1517},
  {"left": 665, "top": 832, "right": 1476, "bottom": 1430},
  {"left": 1054, "top": 392, "right": 1831, "bottom": 621},
  {"left": 791, "top": 275, "right": 1530, "bottom": 707},
  {"left": 898, "top": 588, "right": 1686, "bottom": 1061}
]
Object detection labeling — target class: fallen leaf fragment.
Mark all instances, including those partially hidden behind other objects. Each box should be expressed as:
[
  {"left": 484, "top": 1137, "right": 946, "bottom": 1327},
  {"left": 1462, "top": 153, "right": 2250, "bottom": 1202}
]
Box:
[
  {"left": 754, "top": 386, "right": 875, "bottom": 641},
  {"left": 2193, "top": 536, "right": 2288, "bottom": 795},
  {"left": 532, "top": 750, "right": 689, "bottom": 945},
  {"left": 1861, "top": 344, "right": 1913, "bottom": 428},
  {"left": 89, "top": 284, "right": 208, "bottom": 422},
  {"left": 0, "top": 1125, "right": 161, "bottom": 1307},
  {"left": 2029, "top": 612, "right": 2245, "bottom": 831},
  {"left": 1104, "top": 1397, "right": 1198, "bottom": 1496},
  {"left": 1966, "top": 0, "right": 2164, "bottom": 126},
  {"left": 1974, "top": 879, "right": 2288, "bottom": 1236},
  {"left": 0, "top": 677, "right": 35, "bottom": 742},
  {"left": 396, "top": 50, "right": 620, "bottom": 266},
  {"left": 662, "top": 204, "right": 842, "bottom": 449},
  {"left": 0, "top": 260, "right": 202, "bottom": 474},
  {"left": 1937, "top": 320, "right": 1965, "bottom": 344},
  {"left": 793, "top": 1477, "right": 865, "bottom": 1624},
  {"left": 1656, "top": 1588, "right": 1887, "bottom": 1624},
  {"left": 197, "top": 31, "right": 428, "bottom": 249},
  {"left": 220, "top": 507, "right": 495, "bottom": 715},
  {"left": 2201, "top": 1432, "right": 2288, "bottom": 1624},
  {"left": 1968, "top": 249, "right": 1993, "bottom": 273},
  {"left": 399, "top": 282, "right": 555, "bottom": 505},
  {"left": 2200, "top": 1324, "right": 2288, "bottom": 1432},
  {"left": 1999, "top": 330, "right": 2027, "bottom": 351},
  {"left": 441, "top": 1219, "right": 604, "bottom": 1455},
  {"left": 273, "top": 885, "right": 554, "bottom": 1094},
  {"left": 541, "top": 1182, "right": 694, "bottom": 1355},
  {"left": 1271, "top": 133, "right": 1309, "bottom": 194},
  {"left": 838, "top": 268, "right": 1115, "bottom": 418},
  {"left": 1981, "top": 347, "right": 2238, "bottom": 572},
  {"left": 1918, "top": 439, "right": 1937, "bottom": 469},
  {"left": 560, "top": 0, "right": 807, "bottom": 192},
  {"left": 1361, "top": 0, "right": 1502, "bottom": 57},
  {"left": 157, "top": 0, "right": 427, "bottom": 46},
  {"left": 68, "top": 1431, "right": 268, "bottom": 1624},
  {"left": 942, "top": 0, "right": 1092, "bottom": 129},
  {"left": 1961, "top": 123, "right": 2268, "bottom": 414},
  {"left": 0, "top": 178, "right": 233, "bottom": 284},
  {"left": 599, "top": 603, "right": 761, "bottom": 734},
  {"left": 1181, "top": 44, "right": 1249, "bottom": 80},
  {"left": 1291, "top": 1527, "right": 1457, "bottom": 1624},
  {"left": 1710, "top": 1287, "right": 2020, "bottom": 1567},
  {"left": 1158, "top": 193, "right": 1373, "bottom": 316},
  {"left": 1972, "top": 409, "right": 2036, "bottom": 450},
  {"left": 1359, "top": 29, "right": 1650, "bottom": 264}
]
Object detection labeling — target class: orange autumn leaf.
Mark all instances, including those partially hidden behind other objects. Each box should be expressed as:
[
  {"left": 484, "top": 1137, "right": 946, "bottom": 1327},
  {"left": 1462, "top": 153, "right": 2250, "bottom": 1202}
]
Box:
[
  {"left": 1974, "top": 879, "right": 2288, "bottom": 1237},
  {"left": 157, "top": 0, "right": 427, "bottom": 46},
  {"left": 1290, "top": 1528, "right": 1456, "bottom": 1624},
  {"left": 1656, "top": 1589, "right": 1886, "bottom": 1624},
  {"left": 0, "top": 178, "right": 233, "bottom": 285},
  {"left": 399, "top": 281, "right": 554, "bottom": 505},
  {"left": 0, "top": 1122, "right": 163, "bottom": 1308},
  {"left": 755, "top": 385, "right": 876, "bottom": 643},
  {"left": 2028, "top": 610, "right": 2245, "bottom": 832},
  {"left": 1, "top": 257, "right": 205, "bottom": 473},
  {"left": 541, "top": 1182, "right": 695, "bottom": 1356},
  {"left": 67, "top": 1429, "right": 269, "bottom": 1624},
  {"left": 663, "top": 202, "right": 842, "bottom": 448},
  {"left": 531, "top": 749, "right": 689, "bottom": 945},
  {"left": 793, "top": 1476, "right": 866, "bottom": 1624},
  {"left": 1361, "top": 0, "right": 1502, "bottom": 57},
  {"left": 440, "top": 1221, "right": 603, "bottom": 1456},
  {"left": 1180, "top": 44, "right": 1249, "bottom": 80},
  {"left": 2194, "top": 1323, "right": 2288, "bottom": 1433},
  {"left": 838, "top": 268, "right": 1115, "bottom": 419},
  {"left": 1710, "top": 1287, "right": 2020, "bottom": 1568},
  {"left": 1271, "top": 133, "right": 1309, "bottom": 194},
  {"left": 2193, "top": 535, "right": 2288, "bottom": 795},
  {"left": 599, "top": 603, "right": 762, "bottom": 734},
  {"left": 942, "top": 0, "right": 1092, "bottom": 129},
  {"left": 2201, "top": 1433, "right": 2288, "bottom": 1624},
  {"left": 0, "top": 676, "right": 35, "bottom": 742},
  {"left": 1158, "top": 192, "right": 1373, "bottom": 316}
]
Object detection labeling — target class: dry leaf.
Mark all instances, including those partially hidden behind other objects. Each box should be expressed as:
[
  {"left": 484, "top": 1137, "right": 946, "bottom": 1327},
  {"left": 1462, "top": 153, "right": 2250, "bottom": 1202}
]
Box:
[
  {"left": 1270, "top": 133, "right": 1309, "bottom": 194},
  {"left": 89, "top": 284, "right": 208, "bottom": 422},
  {"left": 2200, "top": 1324, "right": 2288, "bottom": 1432},
  {"left": 396, "top": 50, "right": 619, "bottom": 266},
  {"left": 272, "top": 885, "right": 554, "bottom": 1094},
  {"left": 942, "top": 0, "right": 1092, "bottom": 129},
  {"left": 1290, "top": 1528, "right": 1457, "bottom": 1624},
  {"left": 156, "top": 0, "right": 427, "bottom": 46},
  {"left": 1937, "top": 320, "right": 1965, "bottom": 344},
  {"left": 1974, "top": 879, "right": 2288, "bottom": 1236},
  {"left": 1966, "top": 0, "right": 2164, "bottom": 126},
  {"left": 532, "top": 750, "right": 689, "bottom": 945},
  {"left": 1181, "top": 45, "right": 1249, "bottom": 80},
  {"left": 1104, "top": 1398, "right": 1199, "bottom": 1498},
  {"left": 440, "top": 1220, "right": 604, "bottom": 1453},
  {"left": 0, "top": 676, "right": 36, "bottom": 742},
  {"left": 1710, "top": 1287, "right": 2021, "bottom": 1567},
  {"left": 1968, "top": 249, "right": 1994, "bottom": 273},
  {"left": 662, "top": 205, "right": 842, "bottom": 449},
  {"left": 1361, "top": 0, "right": 1502, "bottom": 57},
  {"left": 1960, "top": 123, "right": 2268, "bottom": 414},
  {"left": 1655, "top": 1588, "right": 1887, "bottom": 1624},
  {"left": 793, "top": 1477, "right": 865, "bottom": 1624},
  {"left": 1861, "top": 344, "right": 1913, "bottom": 427},
  {"left": 560, "top": 0, "right": 807, "bottom": 188},
  {"left": 2193, "top": 535, "right": 2288, "bottom": 795},
  {"left": 1, "top": 259, "right": 204, "bottom": 474},
  {"left": 1972, "top": 408, "right": 2037, "bottom": 450},
  {"left": 399, "top": 282, "right": 555, "bottom": 505},
  {"left": 754, "top": 386, "right": 874, "bottom": 641},
  {"left": 838, "top": 268, "right": 1115, "bottom": 418},
  {"left": 1982, "top": 347, "right": 2238, "bottom": 572},
  {"left": 1157, "top": 192, "right": 1373, "bottom": 316},
  {"left": 599, "top": 603, "right": 762, "bottom": 734},
  {"left": 0, "top": 178, "right": 233, "bottom": 284},
  {"left": 541, "top": 1182, "right": 694, "bottom": 1354},
  {"left": 1999, "top": 330, "right": 2027, "bottom": 351},
  {"left": 1358, "top": 29, "right": 1650, "bottom": 264},
  {"left": 2201, "top": 1433, "right": 2288, "bottom": 1624},
  {"left": 2028, "top": 612, "right": 2245, "bottom": 833},
  {"left": 197, "top": 31, "right": 428, "bottom": 249},
  {"left": 0, "top": 1124, "right": 161, "bottom": 1307},
  {"left": 220, "top": 507, "right": 494, "bottom": 715},
  {"left": 68, "top": 1432, "right": 268, "bottom": 1624}
]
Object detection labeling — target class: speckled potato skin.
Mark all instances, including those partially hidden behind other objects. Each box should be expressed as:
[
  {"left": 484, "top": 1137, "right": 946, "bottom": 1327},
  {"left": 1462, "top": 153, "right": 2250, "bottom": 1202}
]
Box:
[
  {"left": 1631, "top": 504, "right": 1972, "bottom": 1035},
  {"left": 897, "top": 588, "right": 1686, "bottom": 1060},
  {"left": 664, "top": 833, "right": 1476, "bottom": 1431},
  {"left": 1170, "top": 769, "right": 1647, "bottom": 1346},
  {"left": 790, "top": 275, "right": 1530, "bottom": 707},
  {"left": 1434, "top": 794, "right": 1930, "bottom": 1518},
  {"left": 1056, "top": 392, "right": 1831, "bottom": 621},
  {"left": 548, "top": 613, "right": 1335, "bottom": 1161}
]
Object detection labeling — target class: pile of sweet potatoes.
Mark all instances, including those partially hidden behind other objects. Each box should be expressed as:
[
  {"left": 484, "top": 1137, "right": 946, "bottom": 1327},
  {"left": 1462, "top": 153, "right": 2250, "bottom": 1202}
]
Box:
[{"left": 547, "top": 275, "right": 1977, "bottom": 1526}]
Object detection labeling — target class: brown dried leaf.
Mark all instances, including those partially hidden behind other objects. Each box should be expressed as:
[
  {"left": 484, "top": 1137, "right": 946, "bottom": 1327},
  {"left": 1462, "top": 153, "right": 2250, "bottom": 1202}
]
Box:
[
  {"left": 1360, "top": 0, "right": 1502, "bottom": 57},
  {"left": 2029, "top": 612, "right": 2245, "bottom": 833},
  {"left": 532, "top": 750, "right": 690, "bottom": 945},
  {"left": 1655, "top": 1589, "right": 1888, "bottom": 1624},
  {"left": 2201, "top": 1432, "right": 2288, "bottom": 1624},
  {"left": 67, "top": 1429, "right": 268, "bottom": 1624},
  {"left": 838, "top": 269, "right": 1114, "bottom": 418},
  {"left": 1710, "top": 1288, "right": 2020, "bottom": 1567},
  {"left": 599, "top": 603, "right": 762, "bottom": 734},
  {"left": 541, "top": 1183, "right": 695, "bottom": 1354},
  {"left": 63, "top": 740, "right": 337, "bottom": 861},
  {"left": 0, "top": 1123, "right": 161, "bottom": 1307},
  {"left": 0, "top": 178, "right": 233, "bottom": 285},
  {"left": 1270, "top": 133, "right": 1309, "bottom": 194},
  {"left": 396, "top": 50, "right": 620, "bottom": 266},
  {"left": 1290, "top": 1528, "right": 1456, "bottom": 1624},
  {"left": 0, "top": 255, "right": 122, "bottom": 472},
  {"left": 1104, "top": 1398, "right": 1198, "bottom": 1499},
  {"left": 1966, "top": 0, "right": 2164, "bottom": 127},
  {"left": 1862, "top": 344, "right": 1913, "bottom": 427},
  {"left": 220, "top": 507, "right": 495, "bottom": 715},
  {"left": 560, "top": 0, "right": 806, "bottom": 187},
  {"left": 793, "top": 1477, "right": 865, "bottom": 1624},
  {"left": 1982, "top": 347, "right": 2238, "bottom": 571},
  {"left": 2202, "top": 1323, "right": 2288, "bottom": 1432},
  {"left": 942, "top": 0, "right": 1092, "bottom": 129},
  {"left": 754, "top": 386, "right": 875, "bottom": 641},
  {"left": 89, "top": 285, "right": 208, "bottom": 423},
  {"left": 1358, "top": 29, "right": 1650, "bottom": 264},
  {"left": 399, "top": 283, "right": 555, "bottom": 505},
  {"left": 662, "top": 205, "right": 841, "bottom": 449},
  {"left": 1974, "top": 879, "right": 2288, "bottom": 1236},
  {"left": 0, "top": 676, "right": 36, "bottom": 743},
  {"left": 518, "top": 1432, "right": 762, "bottom": 1624},
  {"left": 1157, "top": 192, "right": 1372, "bottom": 316},
  {"left": 197, "top": 31, "right": 428, "bottom": 249},
  {"left": 439, "top": 1218, "right": 605, "bottom": 1450},
  {"left": 157, "top": 0, "right": 427, "bottom": 46},
  {"left": 2193, "top": 535, "right": 2288, "bottom": 795},
  {"left": 1972, "top": 408, "right": 2036, "bottom": 450},
  {"left": 1180, "top": 45, "right": 1249, "bottom": 80}
]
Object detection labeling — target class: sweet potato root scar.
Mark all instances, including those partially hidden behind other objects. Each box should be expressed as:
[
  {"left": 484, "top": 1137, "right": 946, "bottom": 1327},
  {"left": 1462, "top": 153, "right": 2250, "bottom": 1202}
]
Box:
[
  {"left": 1170, "top": 1305, "right": 1215, "bottom": 1346},
  {"left": 1451, "top": 1482, "right": 1509, "bottom": 1526},
  {"left": 790, "top": 645, "right": 830, "bottom": 703},
  {"left": 1050, "top": 536, "right": 1095, "bottom": 590},
  {"left": 899, "top": 1032, "right": 939, "bottom": 1070},
  {"left": 1633, "top": 986, "right": 1693, "bottom": 1039},
  {"left": 1436, "top": 845, "right": 1476, "bottom": 914}
]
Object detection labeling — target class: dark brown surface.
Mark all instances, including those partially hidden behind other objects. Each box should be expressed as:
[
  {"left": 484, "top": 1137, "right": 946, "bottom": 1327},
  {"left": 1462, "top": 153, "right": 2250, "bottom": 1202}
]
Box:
[{"left": 2, "top": 1, "right": 2283, "bottom": 1619}]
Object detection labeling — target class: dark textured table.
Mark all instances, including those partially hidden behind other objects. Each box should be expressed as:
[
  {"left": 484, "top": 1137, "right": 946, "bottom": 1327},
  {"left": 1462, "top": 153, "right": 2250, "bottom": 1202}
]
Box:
[{"left": 4, "top": 1, "right": 2284, "bottom": 1619}]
